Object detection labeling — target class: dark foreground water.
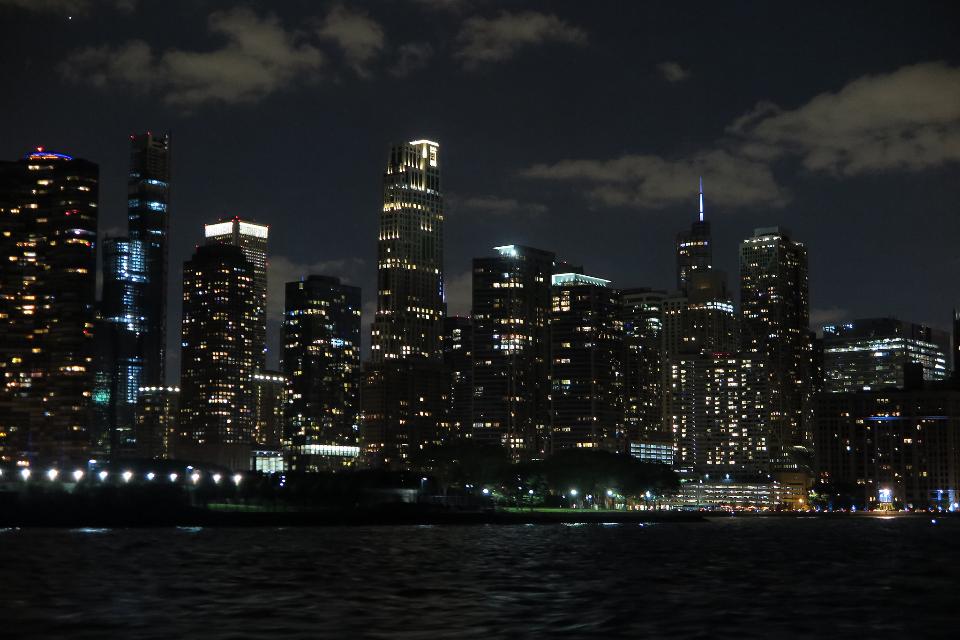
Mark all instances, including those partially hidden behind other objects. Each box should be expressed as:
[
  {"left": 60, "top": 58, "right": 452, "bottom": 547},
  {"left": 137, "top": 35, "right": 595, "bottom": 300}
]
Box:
[{"left": 1, "top": 516, "right": 956, "bottom": 639}]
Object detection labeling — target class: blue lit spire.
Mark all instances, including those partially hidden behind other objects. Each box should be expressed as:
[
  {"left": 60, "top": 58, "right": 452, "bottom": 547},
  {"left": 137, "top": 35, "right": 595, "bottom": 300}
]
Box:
[{"left": 698, "top": 176, "right": 704, "bottom": 222}]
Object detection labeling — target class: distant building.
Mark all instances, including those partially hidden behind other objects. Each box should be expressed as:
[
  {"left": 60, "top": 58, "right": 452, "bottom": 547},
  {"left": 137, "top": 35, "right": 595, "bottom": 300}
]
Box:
[
  {"left": 178, "top": 244, "right": 258, "bottom": 469},
  {"left": 549, "top": 272, "right": 623, "bottom": 452},
  {"left": 204, "top": 217, "right": 269, "bottom": 367},
  {"left": 629, "top": 439, "right": 673, "bottom": 465},
  {"left": 665, "top": 270, "right": 738, "bottom": 357},
  {"left": 441, "top": 317, "right": 473, "bottom": 441},
  {"left": 471, "top": 245, "right": 556, "bottom": 459},
  {"left": 675, "top": 178, "right": 712, "bottom": 293},
  {"left": 283, "top": 275, "right": 361, "bottom": 471},
  {"left": 814, "top": 380, "right": 960, "bottom": 509},
  {"left": 740, "top": 227, "right": 810, "bottom": 454},
  {"left": 822, "top": 318, "right": 949, "bottom": 392},
  {"left": 253, "top": 371, "right": 286, "bottom": 449},
  {"left": 135, "top": 386, "right": 179, "bottom": 459},
  {"left": 0, "top": 149, "right": 99, "bottom": 464},
  {"left": 620, "top": 288, "right": 667, "bottom": 444}
]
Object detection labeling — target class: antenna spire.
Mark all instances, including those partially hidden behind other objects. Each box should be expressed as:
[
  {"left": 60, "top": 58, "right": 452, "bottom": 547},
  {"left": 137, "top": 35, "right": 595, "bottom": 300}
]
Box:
[{"left": 698, "top": 176, "right": 704, "bottom": 222}]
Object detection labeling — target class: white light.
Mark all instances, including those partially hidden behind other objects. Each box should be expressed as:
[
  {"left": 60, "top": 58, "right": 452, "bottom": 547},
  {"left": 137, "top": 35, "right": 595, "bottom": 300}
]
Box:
[
  {"left": 191, "top": 472, "right": 200, "bottom": 484},
  {"left": 73, "top": 470, "right": 84, "bottom": 482},
  {"left": 122, "top": 471, "right": 133, "bottom": 483},
  {"left": 20, "top": 469, "right": 31, "bottom": 481},
  {"left": 645, "top": 491, "right": 652, "bottom": 499},
  {"left": 570, "top": 489, "right": 578, "bottom": 496},
  {"left": 212, "top": 473, "right": 222, "bottom": 484},
  {"left": 232, "top": 474, "right": 242, "bottom": 486},
  {"left": 98, "top": 470, "right": 109, "bottom": 481},
  {"left": 528, "top": 489, "right": 534, "bottom": 495},
  {"left": 47, "top": 469, "right": 59, "bottom": 481},
  {"left": 606, "top": 489, "right": 613, "bottom": 497},
  {"left": 146, "top": 472, "right": 155, "bottom": 481},
  {"left": 482, "top": 488, "right": 490, "bottom": 495},
  {"left": 169, "top": 473, "right": 178, "bottom": 482}
]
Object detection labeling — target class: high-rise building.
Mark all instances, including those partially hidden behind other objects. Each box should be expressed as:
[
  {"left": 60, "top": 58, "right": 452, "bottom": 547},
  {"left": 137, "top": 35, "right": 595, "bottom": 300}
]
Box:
[
  {"left": 675, "top": 178, "right": 712, "bottom": 293},
  {"left": 135, "top": 385, "right": 179, "bottom": 459},
  {"left": 822, "top": 318, "right": 950, "bottom": 392},
  {"left": 283, "top": 275, "right": 362, "bottom": 470},
  {"left": 952, "top": 308, "right": 960, "bottom": 379},
  {"left": 0, "top": 149, "right": 98, "bottom": 464},
  {"left": 253, "top": 370, "right": 286, "bottom": 449},
  {"left": 620, "top": 289, "right": 667, "bottom": 444},
  {"left": 549, "top": 272, "right": 623, "bottom": 452},
  {"left": 441, "top": 316, "right": 473, "bottom": 441},
  {"left": 204, "top": 217, "right": 269, "bottom": 366},
  {"left": 665, "top": 270, "right": 738, "bottom": 357},
  {"left": 362, "top": 139, "right": 446, "bottom": 468},
  {"left": 665, "top": 353, "right": 769, "bottom": 479},
  {"left": 471, "top": 245, "right": 556, "bottom": 459},
  {"left": 740, "top": 227, "right": 810, "bottom": 453},
  {"left": 178, "top": 244, "right": 258, "bottom": 469},
  {"left": 370, "top": 139, "right": 444, "bottom": 363}
]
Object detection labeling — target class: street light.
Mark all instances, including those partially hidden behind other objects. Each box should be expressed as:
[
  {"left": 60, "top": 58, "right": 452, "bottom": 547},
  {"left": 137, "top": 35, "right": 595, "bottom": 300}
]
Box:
[
  {"left": 146, "top": 472, "right": 155, "bottom": 481},
  {"left": 212, "top": 473, "right": 222, "bottom": 484},
  {"left": 47, "top": 469, "right": 58, "bottom": 481},
  {"left": 73, "top": 470, "right": 84, "bottom": 482},
  {"left": 169, "top": 472, "right": 178, "bottom": 482},
  {"left": 233, "top": 474, "right": 242, "bottom": 486},
  {"left": 98, "top": 470, "right": 108, "bottom": 481},
  {"left": 20, "top": 468, "right": 30, "bottom": 481},
  {"left": 122, "top": 471, "right": 133, "bottom": 483},
  {"left": 191, "top": 472, "right": 200, "bottom": 484}
]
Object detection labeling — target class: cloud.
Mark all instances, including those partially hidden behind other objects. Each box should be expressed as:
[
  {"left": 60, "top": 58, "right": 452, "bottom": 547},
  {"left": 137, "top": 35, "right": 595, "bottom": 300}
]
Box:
[
  {"left": 317, "top": 5, "right": 385, "bottom": 76},
  {"left": 455, "top": 11, "right": 586, "bottom": 69},
  {"left": 59, "top": 8, "right": 324, "bottom": 107},
  {"left": 445, "top": 270, "right": 473, "bottom": 317},
  {"left": 389, "top": 42, "right": 433, "bottom": 77},
  {"left": 730, "top": 61, "right": 960, "bottom": 175},
  {"left": 657, "top": 61, "right": 689, "bottom": 83},
  {"left": 455, "top": 195, "right": 548, "bottom": 216},
  {"left": 522, "top": 149, "right": 786, "bottom": 210},
  {"left": 810, "top": 307, "right": 849, "bottom": 330}
]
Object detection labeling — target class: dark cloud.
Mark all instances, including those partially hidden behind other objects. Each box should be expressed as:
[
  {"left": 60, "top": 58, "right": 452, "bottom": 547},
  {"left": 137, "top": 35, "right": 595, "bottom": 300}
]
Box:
[
  {"left": 454, "top": 11, "right": 586, "bottom": 69},
  {"left": 389, "top": 42, "right": 434, "bottom": 77},
  {"left": 454, "top": 194, "right": 548, "bottom": 216},
  {"left": 444, "top": 270, "right": 473, "bottom": 317},
  {"left": 317, "top": 5, "right": 385, "bottom": 76},
  {"left": 657, "top": 61, "right": 689, "bottom": 83}
]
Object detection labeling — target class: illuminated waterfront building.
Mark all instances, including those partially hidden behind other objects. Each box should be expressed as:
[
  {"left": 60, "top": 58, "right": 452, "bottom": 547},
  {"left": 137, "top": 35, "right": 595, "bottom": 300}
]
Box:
[
  {"left": 178, "top": 244, "right": 257, "bottom": 469},
  {"left": 283, "top": 276, "right": 361, "bottom": 470},
  {"left": 0, "top": 149, "right": 98, "bottom": 463},
  {"left": 441, "top": 316, "right": 473, "bottom": 440},
  {"left": 549, "top": 272, "right": 623, "bottom": 452},
  {"left": 204, "top": 217, "right": 269, "bottom": 367},
  {"left": 739, "top": 227, "right": 810, "bottom": 453},
  {"left": 253, "top": 370, "right": 286, "bottom": 450},
  {"left": 471, "top": 245, "right": 556, "bottom": 459},
  {"left": 134, "top": 385, "right": 179, "bottom": 459},
  {"left": 620, "top": 288, "right": 667, "bottom": 444},
  {"left": 823, "top": 318, "right": 949, "bottom": 392},
  {"left": 362, "top": 139, "right": 446, "bottom": 468},
  {"left": 675, "top": 178, "right": 712, "bottom": 293}
]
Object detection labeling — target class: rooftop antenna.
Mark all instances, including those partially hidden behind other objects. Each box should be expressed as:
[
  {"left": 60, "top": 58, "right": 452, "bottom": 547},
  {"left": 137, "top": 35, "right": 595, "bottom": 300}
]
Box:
[{"left": 698, "top": 176, "right": 704, "bottom": 222}]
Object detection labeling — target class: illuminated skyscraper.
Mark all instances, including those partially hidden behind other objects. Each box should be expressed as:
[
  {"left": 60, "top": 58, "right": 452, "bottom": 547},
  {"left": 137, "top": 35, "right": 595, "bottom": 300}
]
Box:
[
  {"left": 135, "top": 385, "right": 179, "bottom": 459},
  {"left": 676, "top": 178, "right": 712, "bottom": 293},
  {"left": 620, "top": 288, "right": 667, "bottom": 443},
  {"left": 178, "top": 244, "right": 258, "bottom": 469},
  {"left": 0, "top": 149, "right": 99, "bottom": 463},
  {"left": 740, "top": 227, "right": 810, "bottom": 453},
  {"left": 471, "top": 245, "right": 556, "bottom": 459},
  {"left": 370, "top": 139, "right": 444, "bottom": 362},
  {"left": 283, "top": 275, "right": 361, "bottom": 470},
  {"left": 441, "top": 316, "right": 473, "bottom": 441},
  {"left": 549, "top": 272, "right": 623, "bottom": 452},
  {"left": 253, "top": 370, "right": 287, "bottom": 449},
  {"left": 205, "top": 217, "right": 269, "bottom": 366}
]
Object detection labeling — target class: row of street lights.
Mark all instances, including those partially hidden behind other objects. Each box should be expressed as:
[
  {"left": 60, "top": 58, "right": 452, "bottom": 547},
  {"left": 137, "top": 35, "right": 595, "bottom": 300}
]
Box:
[{"left": 0, "top": 468, "right": 243, "bottom": 486}]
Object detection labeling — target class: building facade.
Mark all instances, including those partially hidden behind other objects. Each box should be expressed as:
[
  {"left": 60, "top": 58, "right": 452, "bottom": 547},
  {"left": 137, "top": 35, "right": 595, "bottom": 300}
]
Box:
[
  {"left": 620, "top": 288, "right": 667, "bottom": 444},
  {"left": 441, "top": 316, "right": 473, "bottom": 441},
  {"left": 0, "top": 149, "right": 99, "bottom": 464},
  {"left": 134, "top": 385, "right": 179, "bottom": 459},
  {"left": 253, "top": 370, "right": 287, "bottom": 450}
]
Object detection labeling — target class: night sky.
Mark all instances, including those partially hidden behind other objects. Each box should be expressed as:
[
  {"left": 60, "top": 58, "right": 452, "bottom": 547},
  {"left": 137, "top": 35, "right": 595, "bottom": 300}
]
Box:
[{"left": 2, "top": 0, "right": 958, "bottom": 382}]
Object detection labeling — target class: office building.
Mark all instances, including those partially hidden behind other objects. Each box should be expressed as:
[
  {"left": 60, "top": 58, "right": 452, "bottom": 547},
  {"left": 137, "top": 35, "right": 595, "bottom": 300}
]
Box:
[
  {"left": 620, "top": 289, "right": 667, "bottom": 444},
  {"left": 549, "top": 272, "right": 623, "bottom": 452},
  {"left": 471, "top": 245, "right": 556, "bottom": 459},
  {"left": 740, "top": 227, "right": 811, "bottom": 452},
  {"left": 254, "top": 370, "right": 286, "bottom": 449},
  {"left": 178, "top": 244, "right": 258, "bottom": 469},
  {"left": 441, "top": 316, "right": 473, "bottom": 441},
  {"left": 823, "top": 318, "right": 949, "bottom": 392},
  {"left": 204, "top": 217, "right": 269, "bottom": 366},
  {"left": 283, "top": 275, "right": 361, "bottom": 470},
  {"left": 134, "top": 385, "right": 179, "bottom": 459},
  {"left": 0, "top": 149, "right": 98, "bottom": 464},
  {"left": 675, "top": 178, "right": 711, "bottom": 293}
]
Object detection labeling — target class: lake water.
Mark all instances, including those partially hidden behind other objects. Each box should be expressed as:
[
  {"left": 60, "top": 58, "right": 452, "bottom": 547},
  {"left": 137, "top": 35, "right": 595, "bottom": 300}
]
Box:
[{"left": 0, "top": 516, "right": 955, "bottom": 638}]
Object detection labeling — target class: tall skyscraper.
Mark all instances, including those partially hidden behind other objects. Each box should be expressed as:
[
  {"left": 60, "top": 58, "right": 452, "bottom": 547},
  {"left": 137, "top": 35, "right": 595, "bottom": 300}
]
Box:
[
  {"left": 953, "top": 308, "right": 960, "bottom": 379},
  {"left": 205, "top": 217, "right": 269, "bottom": 366},
  {"left": 620, "top": 288, "right": 667, "bottom": 444},
  {"left": 676, "top": 178, "right": 712, "bottom": 293},
  {"left": 441, "top": 316, "right": 473, "bottom": 441},
  {"left": 283, "top": 275, "right": 362, "bottom": 470},
  {"left": 549, "top": 272, "right": 623, "bottom": 452},
  {"left": 253, "top": 370, "right": 287, "bottom": 449},
  {"left": 370, "top": 139, "right": 444, "bottom": 363},
  {"left": 822, "top": 318, "right": 950, "bottom": 392},
  {"left": 178, "top": 244, "right": 258, "bottom": 469},
  {"left": 0, "top": 149, "right": 98, "bottom": 464},
  {"left": 362, "top": 139, "right": 446, "bottom": 468},
  {"left": 471, "top": 245, "right": 556, "bottom": 459},
  {"left": 664, "top": 270, "right": 738, "bottom": 357},
  {"left": 740, "top": 227, "right": 810, "bottom": 453}
]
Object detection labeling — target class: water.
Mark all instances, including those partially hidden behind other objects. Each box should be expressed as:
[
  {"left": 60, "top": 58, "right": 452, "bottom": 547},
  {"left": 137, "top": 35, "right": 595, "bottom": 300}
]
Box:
[{"left": 0, "top": 517, "right": 955, "bottom": 638}]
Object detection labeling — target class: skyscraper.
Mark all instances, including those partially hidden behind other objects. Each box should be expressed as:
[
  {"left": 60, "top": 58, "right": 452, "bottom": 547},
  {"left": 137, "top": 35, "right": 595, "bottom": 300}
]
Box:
[
  {"left": 822, "top": 318, "right": 950, "bottom": 392},
  {"left": 135, "top": 385, "right": 179, "bottom": 459},
  {"left": 253, "top": 370, "right": 287, "bottom": 449},
  {"left": 676, "top": 178, "right": 712, "bottom": 293},
  {"left": 740, "top": 227, "right": 810, "bottom": 453},
  {"left": 205, "top": 217, "right": 269, "bottom": 366},
  {"left": 362, "top": 139, "right": 446, "bottom": 468},
  {"left": 471, "top": 245, "right": 556, "bottom": 459},
  {"left": 549, "top": 272, "right": 623, "bottom": 452},
  {"left": 441, "top": 316, "right": 473, "bottom": 441},
  {"left": 620, "top": 288, "right": 667, "bottom": 444},
  {"left": 283, "top": 275, "right": 362, "bottom": 470},
  {"left": 0, "top": 149, "right": 98, "bottom": 464},
  {"left": 370, "top": 139, "right": 444, "bottom": 363},
  {"left": 178, "top": 243, "right": 258, "bottom": 469}
]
